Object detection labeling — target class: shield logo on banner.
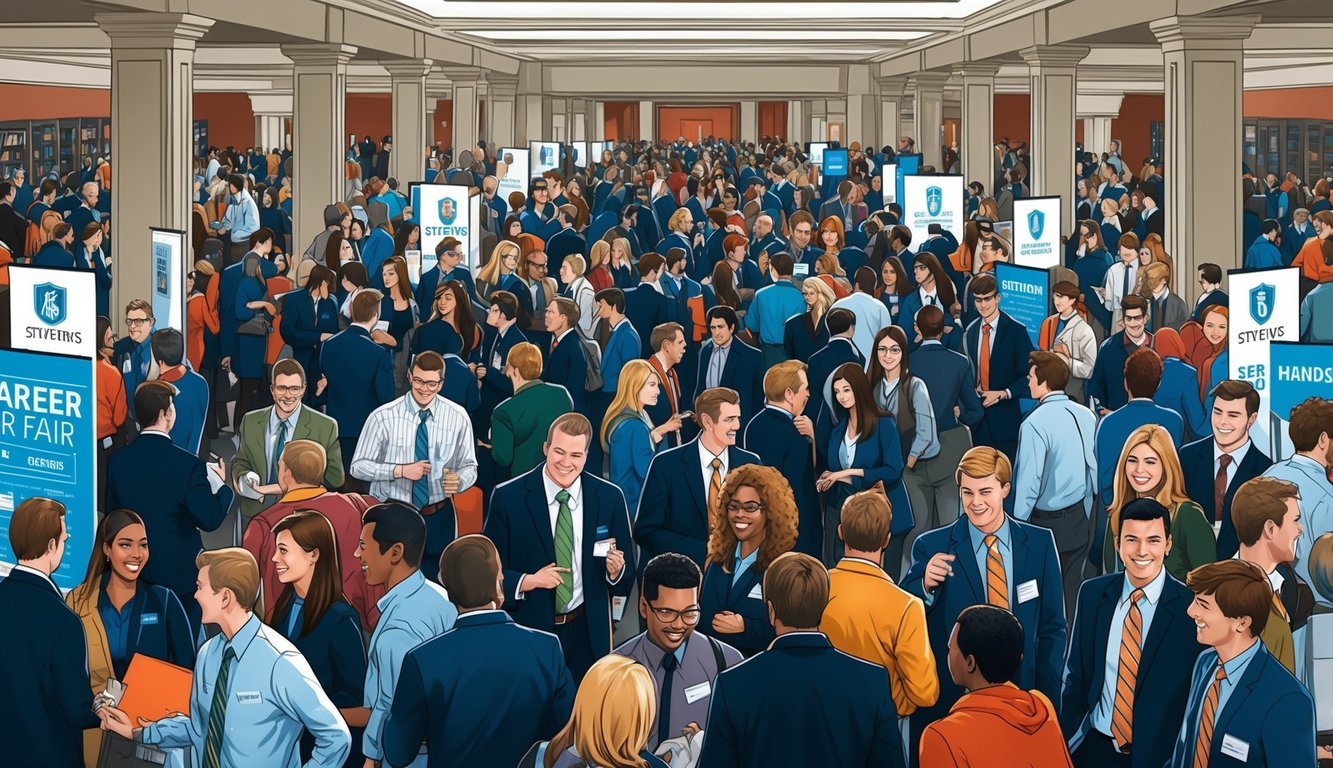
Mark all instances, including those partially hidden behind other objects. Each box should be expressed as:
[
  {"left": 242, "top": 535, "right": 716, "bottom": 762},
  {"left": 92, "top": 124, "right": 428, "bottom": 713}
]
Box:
[
  {"left": 1249, "top": 283, "right": 1275, "bottom": 325},
  {"left": 1028, "top": 209, "right": 1045, "bottom": 240},
  {"left": 34, "top": 282, "right": 66, "bottom": 326},
  {"left": 926, "top": 186, "right": 943, "bottom": 217},
  {"left": 438, "top": 197, "right": 458, "bottom": 225}
]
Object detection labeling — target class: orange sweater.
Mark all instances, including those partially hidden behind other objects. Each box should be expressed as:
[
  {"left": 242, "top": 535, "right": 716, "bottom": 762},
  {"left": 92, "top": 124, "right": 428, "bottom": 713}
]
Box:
[
  {"left": 186, "top": 292, "right": 219, "bottom": 371},
  {"left": 1293, "top": 236, "right": 1333, "bottom": 284},
  {"left": 95, "top": 359, "right": 127, "bottom": 440},
  {"left": 919, "top": 684, "right": 1073, "bottom": 768}
]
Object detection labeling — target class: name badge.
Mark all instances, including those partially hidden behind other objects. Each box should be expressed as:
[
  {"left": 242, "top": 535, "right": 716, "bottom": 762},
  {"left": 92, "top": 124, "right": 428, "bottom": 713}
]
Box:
[
  {"left": 593, "top": 538, "right": 615, "bottom": 557},
  {"left": 140, "top": 613, "right": 159, "bottom": 625},
  {"left": 612, "top": 596, "right": 627, "bottom": 622},
  {"left": 235, "top": 691, "right": 263, "bottom": 705},
  {"left": 1220, "top": 734, "right": 1249, "bottom": 762},
  {"left": 684, "top": 681, "right": 711, "bottom": 704},
  {"left": 747, "top": 583, "right": 763, "bottom": 601},
  {"left": 1016, "top": 579, "right": 1040, "bottom": 604}
]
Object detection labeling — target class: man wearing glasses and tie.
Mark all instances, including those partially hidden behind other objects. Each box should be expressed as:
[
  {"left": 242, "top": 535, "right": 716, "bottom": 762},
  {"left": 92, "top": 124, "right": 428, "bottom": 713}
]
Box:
[{"left": 351, "top": 351, "right": 478, "bottom": 583}]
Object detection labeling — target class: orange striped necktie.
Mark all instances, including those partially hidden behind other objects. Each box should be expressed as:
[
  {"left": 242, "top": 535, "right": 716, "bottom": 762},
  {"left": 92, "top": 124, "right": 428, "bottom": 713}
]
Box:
[
  {"left": 1110, "top": 588, "right": 1146, "bottom": 751},
  {"left": 984, "top": 534, "right": 1008, "bottom": 609},
  {"left": 1192, "top": 666, "right": 1227, "bottom": 768}
]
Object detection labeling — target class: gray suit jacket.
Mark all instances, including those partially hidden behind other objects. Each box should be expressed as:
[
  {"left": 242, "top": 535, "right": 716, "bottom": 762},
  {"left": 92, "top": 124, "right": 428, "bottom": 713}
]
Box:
[
  {"left": 231, "top": 404, "right": 344, "bottom": 518},
  {"left": 1149, "top": 291, "right": 1189, "bottom": 332}
]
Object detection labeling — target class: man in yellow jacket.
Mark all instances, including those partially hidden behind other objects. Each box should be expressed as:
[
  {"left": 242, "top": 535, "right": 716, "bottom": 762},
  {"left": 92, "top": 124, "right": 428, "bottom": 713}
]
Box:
[{"left": 820, "top": 487, "right": 939, "bottom": 718}]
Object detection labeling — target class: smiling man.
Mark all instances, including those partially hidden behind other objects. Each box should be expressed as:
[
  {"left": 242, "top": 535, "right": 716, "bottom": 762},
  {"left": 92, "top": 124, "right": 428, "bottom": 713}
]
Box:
[{"left": 1059, "top": 498, "right": 1203, "bottom": 767}]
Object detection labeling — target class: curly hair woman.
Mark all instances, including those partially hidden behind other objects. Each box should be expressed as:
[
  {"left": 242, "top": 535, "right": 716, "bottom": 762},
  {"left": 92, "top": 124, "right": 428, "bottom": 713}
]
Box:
[{"left": 698, "top": 463, "right": 799, "bottom": 657}]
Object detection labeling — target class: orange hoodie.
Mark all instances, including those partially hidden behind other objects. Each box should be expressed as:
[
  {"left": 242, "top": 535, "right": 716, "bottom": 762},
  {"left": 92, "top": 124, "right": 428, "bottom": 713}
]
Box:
[{"left": 919, "top": 683, "right": 1073, "bottom": 768}]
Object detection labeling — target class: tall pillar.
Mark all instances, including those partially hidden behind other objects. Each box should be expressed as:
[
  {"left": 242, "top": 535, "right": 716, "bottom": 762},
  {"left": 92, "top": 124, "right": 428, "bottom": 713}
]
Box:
[
  {"left": 808, "top": 100, "right": 826, "bottom": 143},
  {"left": 1152, "top": 15, "right": 1259, "bottom": 286},
  {"left": 250, "top": 92, "right": 291, "bottom": 153},
  {"left": 569, "top": 98, "right": 587, "bottom": 141},
  {"left": 845, "top": 65, "right": 878, "bottom": 148},
  {"left": 639, "top": 100, "right": 655, "bottom": 142},
  {"left": 877, "top": 76, "right": 906, "bottom": 153},
  {"left": 442, "top": 66, "right": 482, "bottom": 159},
  {"left": 910, "top": 72, "right": 948, "bottom": 166},
  {"left": 282, "top": 43, "right": 355, "bottom": 254},
  {"left": 515, "top": 62, "right": 544, "bottom": 145},
  {"left": 383, "top": 60, "right": 432, "bottom": 184},
  {"left": 486, "top": 73, "right": 517, "bottom": 148},
  {"left": 956, "top": 64, "right": 999, "bottom": 188},
  {"left": 96, "top": 12, "right": 212, "bottom": 331},
  {"left": 786, "top": 100, "right": 804, "bottom": 144},
  {"left": 1021, "top": 45, "right": 1088, "bottom": 235},
  {"left": 740, "top": 100, "right": 757, "bottom": 142},
  {"left": 1076, "top": 94, "right": 1122, "bottom": 159}
]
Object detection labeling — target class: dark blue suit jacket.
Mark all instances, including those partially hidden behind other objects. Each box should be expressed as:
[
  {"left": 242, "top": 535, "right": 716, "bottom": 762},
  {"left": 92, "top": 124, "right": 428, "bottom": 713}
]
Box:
[
  {"left": 1087, "top": 332, "right": 1152, "bottom": 413},
  {"left": 546, "top": 229, "right": 585, "bottom": 279},
  {"left": 1190, "top": 290, "right": 1228, "bottom": 323},
  {"left": 743, "top": 407, "right": 820, "bottom": 557},
  {"left": 902, "top": 517, "right": 1066, "bottom": 727},
  {"left": 782, "top": 313, "right": 828, "bottom": 365},
  {"left": 804, "top": 336, "right": 863, "bottom": 422},
  {"left": 280, "top": 290, "right": 340, "bottom": 386},
  {"left": 165, "top": 368, "right": 210, "bottom": 456},
  {"left": 482, "top": 466, "right": 635, "bottom": 660},
  {"left": 542, "top": 330, "right": 588, "bottom": 416},
  {"left": 1179, "top": 437, "right": 1272, "bottom": 559},
  {"left": 319, "top": 325, "right": 394, "bottom": 441},
  {"left": 699, "top": 561, "right": 773, "bottom": 656},
  {"left": 274, "top": 599, "right": 366, "bottom": 768},
  {"left": 1168, "top": 643, "right": 1315, "bottom": 768},
  {"left": 219, "top": 257, "right": 279, "bottom": 360},
  {"left": 0, "top": 569, "right": 100, "bottom": 768},
  {"left": 1155, "top": 357, "right": 1210, "bottom": 441},
  {"left": 634, "top": 439, "right": 759, "bottom": 569},
  {"left": 913, "top": 341, "right": 983, "bottom": 432},
  {"left": 1060, "top": 572, "right": 1203, "bottom": 768},
  {"left": 414, "top": 265, "right": 476, "bottom": 309},
  {"left": 625, "top": 283, "right": 675, "bottom": 358},
  {"left": 439, "top": 353, "right": 481, "bottom": 416},
  {"left": 698, "top": 633, "right": 904, "bottom": 768},
  {"left": 963, "top": 311, "right": 1034, "bottom": 452},
  {"left": 1095, "top": 399, "right": 1185, "bottom": 504},
  {"left": 384, "top": 610, "right": 574, "bottom": 768},
  {"left": 480, "top": 323, "right": 527, "bottom": 408},
  {"left": 696, "top": 339, "right": 765, "bottom": 426},
  {"left": 896, "top": 290, "right": 962, "bottom": 351},
  {"left": 824, "top": 415, "right": 914, "bottom": 535}
]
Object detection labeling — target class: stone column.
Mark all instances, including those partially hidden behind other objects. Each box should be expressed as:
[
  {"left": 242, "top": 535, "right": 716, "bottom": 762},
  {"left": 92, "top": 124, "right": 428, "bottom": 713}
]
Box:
[
  {"left": 845, "top": 65, "right": 878, "bottom": 148},
  {"left": 910, "top": 72, "right": 948, "bottom": 166},
  {"left": 442, "top": 66, "right": 482, "bottom": 159},
  {"left": 786, "top": 100, "right": 804, "bottom": 144},
  {"left": 281, "top": 43, "right": 356, "bottom": 254},
  {"left": 956, "top": 63, "right": 999, "bottom": 188},
  {"left": 876, "top": 76, "right": 906, "bottom": 153},
  {"left": 639, "top": 100, "right": 655, "bottom": 142},
  {"left": 592, "top": 101, "right": 605, "bottom": 142},
  {"left": 249, "top": 92, "right": 291, "bottom": 153},
  {"left": 1021, "top": 45, "right": 1088, "bottom": 235},
  {"left": 1152, "top": 15, "right": 1259, "bottom": 285},
  {"left": 514, "top": 62, "right": 544, "bottom": 145},
  {"left": 740, "top": 100, "right": 757, "bottom": 142},
  {"left": 486, "top": 73, "right": 518, "bottom": 148},
  {"left": 382, "top": 60, "right": 432, "bottom": 185},
  {"left": 96, "top": 12, "right": 212, "bottom": 331}
]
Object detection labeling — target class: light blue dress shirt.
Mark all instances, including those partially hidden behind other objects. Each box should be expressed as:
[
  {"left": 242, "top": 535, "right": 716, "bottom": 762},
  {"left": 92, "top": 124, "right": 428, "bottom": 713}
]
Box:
[
  {"left": 1091, "top": 568, "right": 1166, "bottom": 738},
  {"left": 220, "top": 190, "right": 260, "bottom": 244},
  {"left": 706, "top": 341, "right": 732, "bottom": 390},
  {"left": 968, "top": 518, "right": 1015, "bottom": 605},
  {"left": 1210, "top": 638, "right": 1263, "bottom": 727},
  {"left": 1264, "top": 454, "right": 1333, "bottom": 606},
  {"left": 1013, "top": 392, "right": 1098, "bottom": 521},
  {"left": 140, "top": 613, "right": 350, "bottom": 768},
  {"left": 745, "top": 279, "right": 805, "bottom": 344},
  {"left": 363, "top": 571, "right": 457, "bottom": 764},
  {"left": 732, "top": 542, "right": 759, "bottom": 587}
]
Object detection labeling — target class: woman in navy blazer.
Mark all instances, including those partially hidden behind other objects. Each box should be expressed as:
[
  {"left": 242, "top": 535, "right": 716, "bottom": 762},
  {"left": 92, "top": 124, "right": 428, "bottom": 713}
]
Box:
[
  {"left": 783, "top": 276, "right": 833, "bottom": 363},
  {"left": 699, "top": 464, "right": 799, "bottom": 657},
  {"left": 77, "top": 222, "right": 113, "bottom": 319},
  {"left": 896, "top": 252, "right": 961, "bottom": 350},
  {"left": 412, "top": 279, "right": 482, "bottom": 364},
  {"left": 67, "top": 509, "right": 197, "bottom": 768},
  {"left": 279, "top": 265, "right": 340, "bottom": 404},
  {"left": 818, "top": 363, "right": 912, "bottom": 564},
  {"left": 878, "top": 255, "right": 912, "bottom": 324},
  {"left": 268, "top": 511, "right": 367, "bottom": 768}
]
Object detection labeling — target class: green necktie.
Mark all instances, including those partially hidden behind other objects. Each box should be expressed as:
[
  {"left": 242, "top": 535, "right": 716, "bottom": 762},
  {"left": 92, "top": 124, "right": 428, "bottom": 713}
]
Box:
[
  {"left": 268, "top": 419, "right": 289, "bottom": 484},
  {"left": 202, "top": 646, "right": 237, "bottom": 768},
  {"left": 554, "top": 489, "right": 574, "bottom": 612}
]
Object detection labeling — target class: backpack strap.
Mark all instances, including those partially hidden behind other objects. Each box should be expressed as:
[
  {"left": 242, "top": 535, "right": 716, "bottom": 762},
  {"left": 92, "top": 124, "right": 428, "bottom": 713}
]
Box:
[{"left": 707, "top": 634, "right": 728, "bottom": 673}]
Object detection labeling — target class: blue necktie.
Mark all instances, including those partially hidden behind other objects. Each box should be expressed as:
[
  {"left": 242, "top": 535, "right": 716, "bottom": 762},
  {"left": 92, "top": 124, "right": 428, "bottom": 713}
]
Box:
[
  {"left": 1122, "top": 265, "right": 1131, "bottom": 298},
  {"left": 268, "top": 419, "right": 289, "bottom": 484},
  {"left": 133, "top": 344, "right": 147, "bottom": 378},
  {"left": 413, "top": 408, "right": 431, "bottom": 509}
]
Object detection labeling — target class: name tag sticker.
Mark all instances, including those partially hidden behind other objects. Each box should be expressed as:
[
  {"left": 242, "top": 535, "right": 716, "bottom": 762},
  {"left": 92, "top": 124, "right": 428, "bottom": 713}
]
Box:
[
  {"left": 1220, "top": 735, "right": 1249, "bottom": 761},
  {"left": 612, "top": 596, "right": 627, "bottom": 622},
  {"left": 593, "top": 538, "right": 614, "bottom": 557},
  {"left": 236, "top": 691, "right": 262, "bottom": 705},
  {"left": 747, "top": 584, "right": 763, "bottom": 601},
  {"left": 140, "top": 613, "right": 159, "bottom": 625},
  {"left": 684, "top": 681, "right": 711, "bottom": 704},
  {"left": 1017, "top": 579, "right": 1040, "bottom": 604}
]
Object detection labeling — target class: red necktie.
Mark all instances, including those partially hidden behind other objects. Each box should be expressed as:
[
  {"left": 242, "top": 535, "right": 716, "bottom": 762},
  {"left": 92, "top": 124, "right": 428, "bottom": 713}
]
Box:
[
  {"left": 979, "top": 322, "right": 992, "bottom": 391},
  {"left": 1214, "top": 454, "right": 1232, "bottom": 524}
]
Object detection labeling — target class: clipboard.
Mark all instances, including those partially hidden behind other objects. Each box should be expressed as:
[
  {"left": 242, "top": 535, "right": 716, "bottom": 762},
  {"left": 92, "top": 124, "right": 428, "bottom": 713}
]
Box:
[{"left": 119, "top": 654, "right": 193, "bottom": 724}]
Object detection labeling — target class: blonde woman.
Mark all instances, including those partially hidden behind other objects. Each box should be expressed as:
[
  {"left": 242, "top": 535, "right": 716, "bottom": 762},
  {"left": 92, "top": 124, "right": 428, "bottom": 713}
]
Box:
[
  {"left": 585, "top": 239, "right": 615, "bottom": 292},
  {"left": 602, "top": 360, "right": 682, "bottom": 514},
  {"left": 476, "top": 240, "right": 521, "bottom": 305},
  {"left": 523, "top": 655, "right": 669, "bottom": 768},
  {"left": 610, "top": 236, "right": 636, "bottom": 288},
  {"left": 785, "top": 274, "right": 835, "bottom": 361},
  {"left": 658, "top": 207, "right": 697, "bottom": 264},
  {"left": 560, "top": 254, "right": 599, "bottom": 336},
  {"left": 1101, "top": 424, "right": 1215, "bottom": 579}
]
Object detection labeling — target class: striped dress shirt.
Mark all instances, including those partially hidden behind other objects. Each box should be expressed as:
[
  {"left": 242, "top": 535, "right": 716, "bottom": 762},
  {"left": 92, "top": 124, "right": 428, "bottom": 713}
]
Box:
[{"left": 350, "top": 394, "right": 478, "bottom": 505}]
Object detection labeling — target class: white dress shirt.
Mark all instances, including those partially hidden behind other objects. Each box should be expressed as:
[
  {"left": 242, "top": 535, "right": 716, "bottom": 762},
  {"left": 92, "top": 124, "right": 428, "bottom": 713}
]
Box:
[
  {"left": 542, "top": 470, "right": 585, "bottom": 610},
  {"left": 699, "top": 440, "right": 729, "bottom": 492},
  {"left": 350, "top": 394, "right": 478, "bottom": 505}
]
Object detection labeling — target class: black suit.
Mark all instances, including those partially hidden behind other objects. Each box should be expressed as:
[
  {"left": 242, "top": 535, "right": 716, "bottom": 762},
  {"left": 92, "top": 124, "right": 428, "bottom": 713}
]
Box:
[
  {"left": 1179, "top": 437, "right": 1271, "bottom": 559},
  {"left": 543, "top": 329, "right": 588, "bottom": 416},
  {"left": 803, "top": 336, "right": 864, "bottom": 422},
  {"left": 624, "top": 283, "right": 674, "bottom": 358},
  {"left": 0, "top": 201, "right": 26, "bottom": 258},
  {"left": 1191, "top": 290, "right": 1228, "bottom": 323}
]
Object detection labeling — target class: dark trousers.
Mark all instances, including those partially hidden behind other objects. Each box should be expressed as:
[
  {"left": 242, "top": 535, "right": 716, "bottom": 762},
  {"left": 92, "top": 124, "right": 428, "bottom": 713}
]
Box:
[
  {"left": 235, "top": 377, "right": 265, "bottom": 425},
  {"left": 883, "top": 535, "right": 906, "bottom": 583},
  {"left": 1029, "top": 500, "right": 1091, "bottom": 621},
  {"left": 1072, "top": 730, "right": 1133, "bottom": 768},
  {"left": 553, "top": 610, "right": 595, "bottom": 685},
  {"left": 418, "top": 500, "right": 457, "bottom": 584}
]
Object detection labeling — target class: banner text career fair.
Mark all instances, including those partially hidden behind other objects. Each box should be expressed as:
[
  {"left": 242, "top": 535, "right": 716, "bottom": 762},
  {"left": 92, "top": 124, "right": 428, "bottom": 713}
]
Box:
[{"left": 0, "top": 378, "right": 84, "bottom": 448}]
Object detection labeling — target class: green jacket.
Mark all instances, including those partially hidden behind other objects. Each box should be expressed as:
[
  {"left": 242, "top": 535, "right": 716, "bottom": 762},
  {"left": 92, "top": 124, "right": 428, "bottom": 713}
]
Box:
[
  {"left": 231, "top": 404, "right": 344, "bottom": 519},
  {"left": 490, "top": 380, "right": 575, "bottom": 480}
]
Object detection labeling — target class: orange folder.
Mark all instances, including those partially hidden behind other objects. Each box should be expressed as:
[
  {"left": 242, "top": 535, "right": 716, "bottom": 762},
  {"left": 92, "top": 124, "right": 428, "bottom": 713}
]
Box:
[{"left": 118, "top": 654, "right": 193, "bottom": 724}]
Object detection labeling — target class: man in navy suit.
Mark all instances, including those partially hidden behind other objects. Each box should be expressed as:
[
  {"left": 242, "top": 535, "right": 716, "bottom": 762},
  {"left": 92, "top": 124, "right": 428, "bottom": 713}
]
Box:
[
  {"left": 106, "top": 380, "right": 233, "bottom": 633},
  {"left": 696, "top": 306, "right": 765, "bottom": 427},
  {"left": 1180, "top": 380, "right": 1273, "bottom": 559},
  {"left": 962, "top": 274, "right": 1034, "bottom": 461},
  {"left": 901, "top": 446, "right": 1066, "bottom": 758},
  {"left": 698, "top": 552, "right": 905, "bottom": 768},
  {"left": 543, "top": 298, "right": 589, "bottom": 417},
  {"left": 1168, "top": 560, "right": 1315, "bottom": 768},
  {"left": 320, "top": 289, "right": 395, "bottom": 481},
  {"left": 414, "top": 236, "right": 475, "bottom": 308},
  {"left": 483, "top": 413, "right": 636, "bottom": 682},
  {"left": 1088, "top": 295, "right": 1154, "bottom": 415},
  {"left": 625, "top": 252, "right": 675, "bottom": 358},
  {"left": 659, "top": 247, "right": 704, "bottom": 400},
  {"left": 743, "top": 361, "right": 821, "bottom": 557},
  {"left": 1060, "top": 499, "right": 1204, "bottom": 767},
  {"left": 1190, "top": 263, "right": 1228, "bottom": 323},
  {"left": 0, "top": 497, "right": 100, "bottom": 768},
  {"left": 477, "top": 290, "right": 529, "bottom": 412},
  {"left": 151, "top": 328, "right": 210, "bottom": 457},
  {"left": 804, "top": 308, "right": 862, "bottom": 423},
  {"left": 644, "top": 322, "right": 690, "bottom": 449},
  {"left": 636, "top": 387, "right": 760, "bottom": 569},
  {"left": 383, "top": 535, "right": 575, "bottom": 768},
  {"left": 1093, "top": 347, "right": 1184, "bottom": 506},
  {"left": 545, "top": 205, "right": 586, "bottom": 288}
]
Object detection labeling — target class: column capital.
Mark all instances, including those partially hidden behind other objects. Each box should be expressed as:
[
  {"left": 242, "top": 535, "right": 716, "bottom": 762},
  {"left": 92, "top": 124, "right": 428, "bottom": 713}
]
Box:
[
  {"left": 440, "top": 66, "right": 484, "bottom": 85},
  {"left": 909, "top": 71, "right": 951, "bottom": 90},
  {"left": 1150, "top": 15, "right": 1261, "bottom": 48},
  {"left": 875, "top": 75, "right": 908, "bottom": 96},
  {"left": 1075, "top": 93, "right": 1124, "bottom": 119},
  {"left": 249, "top": 91, "right": 293, "bottom": 116},
  {"left": 94, "top": 12, "right": 213, "bottom": 49},
  {"left": 281, "top": 43, "right": 358, "bottom": 66},
  {"left": 381, "top": 60, "right": 434, "bottom": 80},
  {"left": 953, "top": 62, "right": 1001, "bottom": 80},
  {"left": 487, "top": 72, "right": 519, "bottom": 99},
  {"left": 1019, "top": 45, "right": 1090, "bottom": 69}
]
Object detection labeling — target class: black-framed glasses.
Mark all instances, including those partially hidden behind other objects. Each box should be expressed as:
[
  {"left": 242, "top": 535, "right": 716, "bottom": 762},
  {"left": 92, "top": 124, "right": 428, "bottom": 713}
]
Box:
[
  {"left": 726, "top": 501, "right": 765, "bottom": 514},
  {"left": 527, "top": 261, "right": 548, "bottom": 271},
  {"left": 125, "top": 316, "right": 153, "bottom": 327},
  {"left": 648, "top": 603, "right": 702, "bottom": 625},
  {"left": 411, "top": 376, "right": 443, "bottom": 389},
  {"left": 272, "top": 384, "right": 305, "bottom": 395}
]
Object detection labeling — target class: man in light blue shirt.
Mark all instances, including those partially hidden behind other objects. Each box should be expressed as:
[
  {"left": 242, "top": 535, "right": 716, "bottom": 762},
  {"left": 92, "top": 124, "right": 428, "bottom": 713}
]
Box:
[
  {"left": 1013, "top": 351, "right": 1096, "bottom": 620},
  {"left": 351, "top": 502, "right": 457, "bottom": 768},
  {"left": 744, "top": 252, "right": 806, "bottom": 368},
  {"left": 98, "top": 548, "right": 350, "bottom": 768},
  {"left": 1263, "top": 397, "right": 1333, "bottom": 605},
  {"left": 217, "top": 173, "right": 260, "bottom": 252}
]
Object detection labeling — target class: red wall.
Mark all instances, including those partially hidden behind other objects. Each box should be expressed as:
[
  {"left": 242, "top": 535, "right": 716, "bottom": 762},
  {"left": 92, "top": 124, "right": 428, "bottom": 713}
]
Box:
[
  {"left": 1244, "top": 87, "right": 1333, "bottom": 121},
  {"left": 193, "top": 92, "right": 254, "bottom": 149},
  {"left": 657, "top": 105, "right": 739, "bottom": 142},
  {"left": 758, "top": 101, "right": 788, "bottom": 140},
  {"left": 993, "top": 94, "right": 1030, "bottom": 148},
  {"left": 0, "top": 84, "right": 108, "bottom": 120},
  {"left": 603, "top": 101, "right": 639, "bottom": 141},
  {"left": 1110, "top": 94, "right": 1164, "bottom": 167}
]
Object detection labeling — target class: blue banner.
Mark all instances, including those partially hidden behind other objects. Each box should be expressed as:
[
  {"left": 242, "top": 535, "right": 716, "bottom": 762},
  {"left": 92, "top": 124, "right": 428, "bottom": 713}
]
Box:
[
  {"left": 995, "top": 262, "right": 1050, "bottom": 349},
  {"left": 0, "top": 349, "right": 96, "bottom": 590},
  {"left": 895, "top": 153, "right": 920, "bottom": 209},
  {"left": 1270, "top": 341, "right": 1333, "bottom": 421},
  {"left": 824, "top": 149, "right": 848, "bottom": 176}
]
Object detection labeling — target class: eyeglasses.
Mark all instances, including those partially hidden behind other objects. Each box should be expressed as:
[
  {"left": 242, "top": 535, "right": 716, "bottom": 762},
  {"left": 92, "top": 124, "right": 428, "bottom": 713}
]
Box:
[
  {"left": 648, "top": 604, "right": 702, "bottom": 625},
  {"left": 125, "top": 316, "right": 153, "bottom": 327},
  {"left": 440, "top": 251, "right": 459, "bottom": 259},
  {"left": 272, "top": 385, "right": 305, "bottom": 395},
  {"left": 726, "top": 501, "right": 765, "bottom": 514},
  {"left": 527, "top": 261, "right": 548, "bottom": 271},
  {"left": 411, "top": 376, "right": 443, "bottom": 389}
]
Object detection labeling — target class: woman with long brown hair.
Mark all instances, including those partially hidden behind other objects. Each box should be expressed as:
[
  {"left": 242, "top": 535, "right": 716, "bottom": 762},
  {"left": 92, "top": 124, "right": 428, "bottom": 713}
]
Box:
[
  {"left": 703, "top": 260, "right": 742, "bottom": 313},
  {"left": 412, "top": 279, "right": 479, "bottom": 362},
  {"left": 1192, "top": 304, "right": 1229, "bottom": 397},
  {"left": 378, "top": 255, "right": 419, "bottom": 391}
]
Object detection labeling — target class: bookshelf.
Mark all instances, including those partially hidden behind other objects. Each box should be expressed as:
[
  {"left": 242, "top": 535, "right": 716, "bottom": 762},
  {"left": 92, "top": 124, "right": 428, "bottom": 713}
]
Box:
[{"left": 0, "top": 123, "right": 26, "bottom": 179}]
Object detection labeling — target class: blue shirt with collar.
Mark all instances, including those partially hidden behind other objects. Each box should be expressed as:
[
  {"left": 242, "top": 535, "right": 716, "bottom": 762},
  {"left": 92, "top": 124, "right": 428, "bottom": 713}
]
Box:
[
  {"left": 744, "top": 279, "right": 805, "bottom": 345},
  {"left": 732, "top": 542, "right": 759, "bottom": 587},
  {"left": 1213, "top": 638, "right": 1263, "bottom": 721},
  {"left": 97, "top": 575, "right": 147, "bottom": 679},
  {"left": 1091, "top": 567, "right": 1167, "bottom": 737},
  {"left": 1013, "top": 391, "right": 1097, "bottom": 520},
  {"left": 968, "top": 518, "right": 1014, "bottom": 605}
]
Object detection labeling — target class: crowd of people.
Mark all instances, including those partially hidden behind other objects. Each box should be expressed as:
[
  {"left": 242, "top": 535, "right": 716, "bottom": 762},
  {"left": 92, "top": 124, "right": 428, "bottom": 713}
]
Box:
[{"left": 1, "top": 132, "right": 1332, "bottom": 768}]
